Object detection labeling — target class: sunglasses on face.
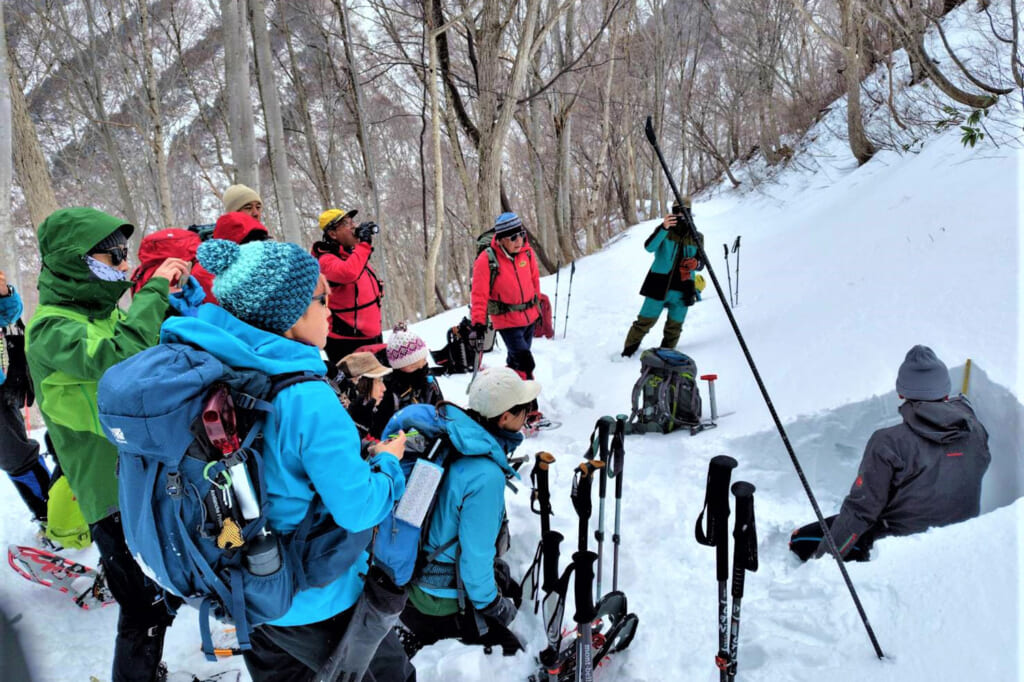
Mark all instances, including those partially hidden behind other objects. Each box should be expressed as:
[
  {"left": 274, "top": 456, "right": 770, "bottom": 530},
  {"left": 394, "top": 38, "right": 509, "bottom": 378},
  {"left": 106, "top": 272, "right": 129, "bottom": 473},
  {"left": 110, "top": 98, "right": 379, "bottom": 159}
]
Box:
[
  {"left": 312, "top": 293, "right": 329, "bottom": 307},
  {"left": 502, "top": 229, "right": 526, "bottom": 241},
  {"left": 99, "top": 246, "right": 130, "bottom": 266}
]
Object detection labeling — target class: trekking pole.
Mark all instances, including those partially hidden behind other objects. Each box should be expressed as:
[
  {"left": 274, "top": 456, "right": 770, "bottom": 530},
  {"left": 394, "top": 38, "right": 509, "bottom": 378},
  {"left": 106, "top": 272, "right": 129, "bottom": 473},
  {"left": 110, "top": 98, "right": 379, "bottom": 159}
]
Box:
[
  {"left": 466, "top": 336, "right": 484, "bottom": 395},
  {"left": 571, "top": 460, "right": 603, "bottom": 553},
  {"left": 731, "top": 236, "right": 741, "bottom": 306},
  {"left": 522, "top": 452, "right": 558, "bottom": 611},
  {"left": 645, "top": 114, "right": 884, "bottom": 660},
  {"left": 553, "top": 261, "right": 561, "bottom": 325},
  {"left": 725, "top": 481, "right": 758, "bottom": 682},
  {"left": 562, "top": 261, "right": 576, "bottom": 339},
  {"left": 961, "top": 358, "right": 972, "bottom": 395},
  {"left": 723, "top": 244, "right": 734, "bottom": 308},
  {"left": 572, "top": 550, "right": 599, "bottom": 682},
  {"left": 610, "top": 415, "right": 628, "bottom": 592},
  {"left": 589, "top": 417, "right": 613, "bottom": 599},
  {"left": 694, "top": 455, "right": 738, "bottom": 682}
]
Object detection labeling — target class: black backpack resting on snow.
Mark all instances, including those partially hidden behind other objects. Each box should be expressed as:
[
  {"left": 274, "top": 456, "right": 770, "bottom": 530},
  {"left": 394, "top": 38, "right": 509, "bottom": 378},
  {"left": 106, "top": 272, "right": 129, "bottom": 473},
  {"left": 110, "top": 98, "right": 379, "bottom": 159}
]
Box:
[{"left": 627, "top": 349, "right": 702, "bottom": 433}]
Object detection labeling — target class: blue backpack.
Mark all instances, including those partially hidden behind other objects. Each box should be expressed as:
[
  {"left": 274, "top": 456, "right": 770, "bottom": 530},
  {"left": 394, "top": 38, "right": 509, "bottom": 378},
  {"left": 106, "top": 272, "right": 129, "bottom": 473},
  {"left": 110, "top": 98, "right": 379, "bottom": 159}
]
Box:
[{"left": 97, "top": 343, "right": 374, "bottom": 659}]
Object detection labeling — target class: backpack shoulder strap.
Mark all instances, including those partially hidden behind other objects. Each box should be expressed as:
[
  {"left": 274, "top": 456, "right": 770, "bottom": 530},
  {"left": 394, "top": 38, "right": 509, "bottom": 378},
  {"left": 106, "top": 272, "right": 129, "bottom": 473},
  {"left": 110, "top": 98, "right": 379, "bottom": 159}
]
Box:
[{"left": 486, "top": 246, "right": 499, "bottom": 292}]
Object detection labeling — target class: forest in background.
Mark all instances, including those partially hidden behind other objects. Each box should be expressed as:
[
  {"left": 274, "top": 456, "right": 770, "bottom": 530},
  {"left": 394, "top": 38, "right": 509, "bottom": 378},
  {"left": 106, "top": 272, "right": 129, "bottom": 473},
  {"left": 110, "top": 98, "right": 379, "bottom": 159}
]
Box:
[{"left": 0, "top": 0, "right": 1018, "bottom": 321}]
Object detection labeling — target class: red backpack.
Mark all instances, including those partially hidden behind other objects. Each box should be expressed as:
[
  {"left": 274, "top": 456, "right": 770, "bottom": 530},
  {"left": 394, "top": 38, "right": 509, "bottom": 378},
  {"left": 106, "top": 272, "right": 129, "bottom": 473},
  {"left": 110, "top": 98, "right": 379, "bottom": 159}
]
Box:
[{"left": 533, "top": 293, "right": 555, "bottom": 339}]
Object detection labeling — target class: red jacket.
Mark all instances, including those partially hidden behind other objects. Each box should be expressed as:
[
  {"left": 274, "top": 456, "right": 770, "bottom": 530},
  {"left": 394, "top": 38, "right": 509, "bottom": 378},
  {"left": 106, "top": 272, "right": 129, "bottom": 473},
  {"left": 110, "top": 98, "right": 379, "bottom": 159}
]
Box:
[
  {"left": 471, "top": 237, "right": 540, "bottom": 330},
  {"left": 130, "top": 228, "right": 200, "bottom": 295},
  {"left": 313, "top": 239, "right": 383, "bottom": 340},
  {"left": 192, "top": 212, "right": 270, "bottom": 304}
]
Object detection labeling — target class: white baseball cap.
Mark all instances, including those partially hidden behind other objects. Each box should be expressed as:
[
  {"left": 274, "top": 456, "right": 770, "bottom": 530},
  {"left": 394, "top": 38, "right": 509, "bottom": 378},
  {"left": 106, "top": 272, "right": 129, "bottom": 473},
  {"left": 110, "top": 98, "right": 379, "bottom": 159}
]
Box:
[{"left": 468, "top": 367, "right": 541, "bottom": 419}]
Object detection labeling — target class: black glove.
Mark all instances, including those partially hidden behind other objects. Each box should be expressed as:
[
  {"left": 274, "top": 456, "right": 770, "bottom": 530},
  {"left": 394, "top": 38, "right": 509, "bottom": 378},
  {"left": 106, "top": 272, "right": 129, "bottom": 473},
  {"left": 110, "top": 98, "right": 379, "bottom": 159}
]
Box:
[
  {"left": 479, "top": 595, "right": 517, "bottom": 628},
  {"left": 355, "top": 221, "right": 379, "bottom": 245},
  {"left": 468, "top": 322, "right": 487, "bottom": 351}
]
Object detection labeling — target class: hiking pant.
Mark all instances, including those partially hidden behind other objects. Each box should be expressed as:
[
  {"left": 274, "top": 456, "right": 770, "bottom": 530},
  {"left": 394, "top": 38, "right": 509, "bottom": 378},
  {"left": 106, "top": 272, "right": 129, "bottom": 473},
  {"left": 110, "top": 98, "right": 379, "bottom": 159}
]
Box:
[
  {"left": 0, "top": 399, "right": 48, "bottom": 521},
  {"left": 325, "top": 334, "right": 384, "bottom": 369},
  {"left": 789, "top": 515, "right": 879, "bottom": 562},
  {"left": 243, "top": 605, "right": 416, "bottom": 682},
  {"left": 91, "top": 512, "right": 177, "bottom": 682},
  {"left": 398, "top": 604, "right": 524, "bottom": 657},
  {"left": 497, "top": 321, "right": 537, "bottom": 380},
  {"left": 624, "top": 292, "right": 690, "bottom": 353}
]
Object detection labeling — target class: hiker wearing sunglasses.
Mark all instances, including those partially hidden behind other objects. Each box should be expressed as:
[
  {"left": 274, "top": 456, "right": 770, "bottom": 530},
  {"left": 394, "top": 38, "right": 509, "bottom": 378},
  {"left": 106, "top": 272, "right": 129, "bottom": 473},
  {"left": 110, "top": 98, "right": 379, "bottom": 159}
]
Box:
[
  {"left": 470, "top": 212, "right": 541, "bottom": 381},
  {"left": 26, "top": 208, "right": 189, "bottom": 682}
]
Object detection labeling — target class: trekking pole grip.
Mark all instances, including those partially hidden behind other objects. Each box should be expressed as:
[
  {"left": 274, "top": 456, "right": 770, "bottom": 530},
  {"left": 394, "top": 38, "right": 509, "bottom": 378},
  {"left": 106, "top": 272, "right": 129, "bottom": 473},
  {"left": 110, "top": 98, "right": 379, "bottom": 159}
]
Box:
[
  {"left": 730, "top": 481, "right": 758, "bottom": 599},
  {"left": 572, "top": 551, "right": 599, "bottom": 624}
]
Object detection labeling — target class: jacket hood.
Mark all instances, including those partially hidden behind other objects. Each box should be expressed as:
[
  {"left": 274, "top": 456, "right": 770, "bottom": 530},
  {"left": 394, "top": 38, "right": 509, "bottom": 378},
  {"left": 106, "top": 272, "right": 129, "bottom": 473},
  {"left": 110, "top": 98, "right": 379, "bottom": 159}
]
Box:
[
  {"left": 131, "top": 228, "right": 202, "bottom": 293},
  {"left": 899, "top": 399, "right": 973, "bottom": 444},
  {"left": 37, "top": 207, "right": 134, "bottom": 311},
  {"left": 214, "top": 212, "right": 269, "bottom": 244},
  {"left": 160, "top": 304, "right": 326, "bottom": 377},
  {"left": 440, "top": 404, "right": 521, "bottom": 480}
]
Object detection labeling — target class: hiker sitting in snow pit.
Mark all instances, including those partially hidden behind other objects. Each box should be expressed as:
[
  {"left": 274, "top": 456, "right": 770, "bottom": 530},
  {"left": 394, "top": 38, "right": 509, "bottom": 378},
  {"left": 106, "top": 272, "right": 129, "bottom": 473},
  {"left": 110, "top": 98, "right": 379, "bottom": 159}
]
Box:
[
  {"left": 621, "top": 199, "right": 705, "bottom": 358},
  {"left": 790, "top": 345, "right": 991, "bottom": 562},
  {"left": 160, "top": 239, "right": 414, "bottom": 682},
  {"left": 389, "top": 366, "right": 539, "bottom": 658}
]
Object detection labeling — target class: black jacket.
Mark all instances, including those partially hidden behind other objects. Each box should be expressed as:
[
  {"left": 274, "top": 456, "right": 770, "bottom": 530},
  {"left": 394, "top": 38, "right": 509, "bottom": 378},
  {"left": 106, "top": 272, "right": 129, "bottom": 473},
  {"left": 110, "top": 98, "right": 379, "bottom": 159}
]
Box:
[{"left": 823, "top": 396, "right": 991, "bottom": 557}]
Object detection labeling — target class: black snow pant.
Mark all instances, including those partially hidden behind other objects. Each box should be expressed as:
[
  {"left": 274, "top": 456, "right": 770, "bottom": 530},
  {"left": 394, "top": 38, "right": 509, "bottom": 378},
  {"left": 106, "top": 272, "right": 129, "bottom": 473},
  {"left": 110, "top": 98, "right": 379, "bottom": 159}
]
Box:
[
  {"left": 398, "top": 605, "right": 524, "bottom": 657},
  {"left": 242, "top": 605, "right": 416, "bottom": 682},
  {"left": 789, "top": 515, "right": 879, "bottom": 562},
  {"left": 0, "top": 398, "right": 48, "bottom": 521},
  {"left": 498, "top": 322, "right": 537, "bottom": 380},
  {"left": 91, "top": 512, "right": 178, "bottom": 682}
]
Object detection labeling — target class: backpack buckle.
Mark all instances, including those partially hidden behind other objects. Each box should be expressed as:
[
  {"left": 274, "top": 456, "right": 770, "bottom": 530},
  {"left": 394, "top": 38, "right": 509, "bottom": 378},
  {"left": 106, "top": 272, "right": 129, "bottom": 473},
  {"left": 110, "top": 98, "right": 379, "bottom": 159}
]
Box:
[
  {"left": 234, "top": 393, "right": 258, "bottom": 410},
  {"left": 166, "top": 472, "right": 183, "bottom": 498}
]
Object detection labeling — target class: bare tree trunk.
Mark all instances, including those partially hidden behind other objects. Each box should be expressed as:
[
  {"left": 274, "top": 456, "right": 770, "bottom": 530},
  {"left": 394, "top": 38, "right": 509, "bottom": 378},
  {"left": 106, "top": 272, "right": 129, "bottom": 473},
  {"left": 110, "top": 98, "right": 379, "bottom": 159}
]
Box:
[
  {"left": 220, "top": 0, "right": 259, "bottom": 188},
  {"left": 7, "top": 52, "right": 57, "bottom": 230},
  {"left": 840, "top": 0, "right": 876, "bottom": 165},
  {"left": 281, "top": 10, "right": 332, "bottom": 209},
  {"left": 423, "top": 0, "right": 446, "bottom": 317},
  {"left": 139, "top": 0, "right": 175, "bottom": 228},
  {"left": 0, "top": 2, "right": 17, "bottom": 291},
  {"left": 248, "top": 0, "right": 301, "bottom": 243},
  {"left": 333, "top": 0, "right": 395, "bottom": 322}
]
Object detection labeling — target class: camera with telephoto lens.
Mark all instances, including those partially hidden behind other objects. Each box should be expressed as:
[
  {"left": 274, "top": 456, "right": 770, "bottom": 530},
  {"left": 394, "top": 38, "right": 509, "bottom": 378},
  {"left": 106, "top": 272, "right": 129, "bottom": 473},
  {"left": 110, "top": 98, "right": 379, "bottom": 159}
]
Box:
[{"left": 355, "top": 221, "right": 380, "bottom": 243}]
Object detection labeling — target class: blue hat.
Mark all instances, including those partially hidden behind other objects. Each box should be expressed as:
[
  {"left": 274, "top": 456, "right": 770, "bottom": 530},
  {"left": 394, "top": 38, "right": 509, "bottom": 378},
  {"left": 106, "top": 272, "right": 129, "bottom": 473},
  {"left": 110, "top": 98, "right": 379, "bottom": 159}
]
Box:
[
  {"left": 493, "top": 212, "right": 524, "bottom": 238},
  {"left": 896, "top": 345, "right": 951, "bottom": 401},
  {"left": 197, "top": 239, "right": 321, "bottom": 334}
]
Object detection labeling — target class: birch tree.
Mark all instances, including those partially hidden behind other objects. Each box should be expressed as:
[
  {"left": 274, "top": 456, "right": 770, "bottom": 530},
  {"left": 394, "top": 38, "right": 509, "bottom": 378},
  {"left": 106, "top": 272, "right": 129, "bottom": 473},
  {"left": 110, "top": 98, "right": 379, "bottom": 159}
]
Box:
[
  {"left": 249, "top": 0, "right": 301, "bottom": 242},
  {"left": 220, "top": 0, "right": 259, "bottom": 188},
  {"left": 0, "top": 2, "right": 17, "bottom": 292}
]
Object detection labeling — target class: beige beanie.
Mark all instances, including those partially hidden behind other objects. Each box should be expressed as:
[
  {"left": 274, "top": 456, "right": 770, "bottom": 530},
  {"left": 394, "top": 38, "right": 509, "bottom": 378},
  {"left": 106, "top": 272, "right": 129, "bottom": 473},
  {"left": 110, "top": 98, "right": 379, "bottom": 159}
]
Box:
[{"left": 222, "top": 184, "right": 263, "bottom": 214}]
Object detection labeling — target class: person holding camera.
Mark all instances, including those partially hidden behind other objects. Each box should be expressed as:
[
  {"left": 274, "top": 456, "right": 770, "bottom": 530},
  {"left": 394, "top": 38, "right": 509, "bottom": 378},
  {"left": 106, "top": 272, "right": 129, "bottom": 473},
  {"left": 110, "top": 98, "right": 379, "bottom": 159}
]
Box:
[
  {"left": 621, "top": 200, "right": 705, "bottom": 358},
  {"left": 469, "top": 212, "right": 541, "bottom": 380},
  {"left": 313, "top": 208, "right": 385, "bottom": 366}
]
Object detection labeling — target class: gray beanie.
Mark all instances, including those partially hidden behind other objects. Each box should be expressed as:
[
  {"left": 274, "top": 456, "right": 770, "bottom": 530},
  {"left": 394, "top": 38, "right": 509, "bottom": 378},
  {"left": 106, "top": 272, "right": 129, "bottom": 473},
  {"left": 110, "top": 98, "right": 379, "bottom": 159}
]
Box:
[{"left": 896, "top": 345, "right": 950, "bottom": 401}]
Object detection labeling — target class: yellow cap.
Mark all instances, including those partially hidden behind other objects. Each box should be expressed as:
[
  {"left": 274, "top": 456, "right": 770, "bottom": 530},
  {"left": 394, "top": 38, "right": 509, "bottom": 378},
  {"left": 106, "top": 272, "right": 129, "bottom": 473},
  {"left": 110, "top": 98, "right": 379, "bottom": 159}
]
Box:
[{"left": 319, "top": 208, "right": 358, "bottom": 231}]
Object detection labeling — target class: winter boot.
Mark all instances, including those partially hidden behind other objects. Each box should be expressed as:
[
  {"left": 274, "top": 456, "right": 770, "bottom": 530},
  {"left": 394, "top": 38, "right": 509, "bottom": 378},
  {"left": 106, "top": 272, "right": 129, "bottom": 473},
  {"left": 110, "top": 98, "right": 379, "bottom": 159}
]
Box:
[
  {"left": 9, "top": 455, "right": 51, "bottom": 522},
  {"left": 660, "top": 319, "right": 683, "bottom": 349},
  {"left": 622, "top": 316, "right": 657, "bottom": 357}
]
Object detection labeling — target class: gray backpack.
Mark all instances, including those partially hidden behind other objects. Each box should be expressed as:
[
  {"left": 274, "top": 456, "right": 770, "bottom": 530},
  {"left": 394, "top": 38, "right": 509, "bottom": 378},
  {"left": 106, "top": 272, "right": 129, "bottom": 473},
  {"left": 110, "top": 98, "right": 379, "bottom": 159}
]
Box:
[{"left": 628, "top": 349, "right": 702, "bottom": 433}]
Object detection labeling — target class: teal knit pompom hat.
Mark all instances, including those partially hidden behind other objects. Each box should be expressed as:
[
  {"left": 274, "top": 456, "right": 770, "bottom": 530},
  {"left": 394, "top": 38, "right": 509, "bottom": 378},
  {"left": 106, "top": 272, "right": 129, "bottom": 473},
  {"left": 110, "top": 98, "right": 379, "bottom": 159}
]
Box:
[{"left": 197, "top": 239, "right": 321, "bottom": 334}]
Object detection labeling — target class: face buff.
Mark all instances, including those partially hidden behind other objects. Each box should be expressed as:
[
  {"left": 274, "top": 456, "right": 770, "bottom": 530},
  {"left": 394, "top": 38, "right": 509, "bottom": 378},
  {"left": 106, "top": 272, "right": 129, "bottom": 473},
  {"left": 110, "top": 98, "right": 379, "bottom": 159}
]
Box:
[{"left": 84, "top": 256, "right": 128, "bottom": 282}]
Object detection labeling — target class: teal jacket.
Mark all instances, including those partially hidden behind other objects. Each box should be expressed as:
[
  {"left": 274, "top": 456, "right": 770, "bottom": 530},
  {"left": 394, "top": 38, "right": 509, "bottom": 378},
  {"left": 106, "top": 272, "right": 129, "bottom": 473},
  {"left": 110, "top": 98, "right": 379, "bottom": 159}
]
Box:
[
  {"left": 161, "top": 305, "right": 406, "bottom": 626},
  {"left": 383, "top": 403, "right": 521, "bottom": 609},
  {"left": 638, "top": 225, "right": 704, "bottom": 300},
  {"left": 0, "top": 286, "right": 24, "bottom": 386}
]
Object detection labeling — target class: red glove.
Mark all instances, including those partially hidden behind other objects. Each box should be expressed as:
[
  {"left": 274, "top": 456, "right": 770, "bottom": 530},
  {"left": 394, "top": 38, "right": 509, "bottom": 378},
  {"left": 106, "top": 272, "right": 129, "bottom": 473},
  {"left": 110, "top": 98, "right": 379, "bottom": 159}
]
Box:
[{"left": 681, "top": 258, "right": 699, "bottom": 270}]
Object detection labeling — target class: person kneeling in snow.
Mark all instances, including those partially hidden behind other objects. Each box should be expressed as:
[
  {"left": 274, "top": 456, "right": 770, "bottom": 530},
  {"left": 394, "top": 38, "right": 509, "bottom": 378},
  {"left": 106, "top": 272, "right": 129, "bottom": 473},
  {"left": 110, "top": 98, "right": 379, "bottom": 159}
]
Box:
[
  {"left": 790, "top": 345, "right": 991, "bottom": 561},
  {"left": 389, "top": 367, "right": 539, "bottom": 657}
]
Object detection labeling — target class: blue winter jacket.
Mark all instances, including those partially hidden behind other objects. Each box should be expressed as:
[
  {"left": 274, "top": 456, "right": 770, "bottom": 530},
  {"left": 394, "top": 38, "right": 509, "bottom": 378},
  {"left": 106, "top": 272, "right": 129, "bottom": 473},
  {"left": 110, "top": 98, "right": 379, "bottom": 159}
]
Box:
[
  {"left": 383, "top": 403, "right": 521, "bottom": 609},
  {"left": 0, "top": 287, "right": 24, "bottom": 386},
  {"left": 387, "top": 403, "right": 524, "bottom": 606},
  {"left": 638, "top": 226, "right": 704, "bottom": 300},
  {"left": 161, "top": 304, "right": 406, "bottom": 626}
]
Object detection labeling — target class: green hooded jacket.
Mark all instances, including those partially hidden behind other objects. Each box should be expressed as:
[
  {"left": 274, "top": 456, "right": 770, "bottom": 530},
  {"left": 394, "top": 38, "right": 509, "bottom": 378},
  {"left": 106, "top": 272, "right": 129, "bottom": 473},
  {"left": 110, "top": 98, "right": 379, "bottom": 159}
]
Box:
[{"left": 26, "top": 207, "right": 170, "bottom": 525}]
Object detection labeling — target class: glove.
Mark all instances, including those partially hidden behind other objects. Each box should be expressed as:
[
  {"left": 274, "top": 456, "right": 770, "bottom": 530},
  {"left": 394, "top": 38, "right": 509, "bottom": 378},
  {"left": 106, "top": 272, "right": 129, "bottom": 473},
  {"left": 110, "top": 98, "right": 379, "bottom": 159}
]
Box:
[
  {"left": 681, "top": 258, "right": 699, "bottom": 271},
  {"left": 479, "top": 595, "right": 517, "bottom": 628},
  {"left": 468, "top": 322, "right": 487, "bottom": 351},
  {"left": 355, "top": 221, "right": 379, "bottom": 245}
]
